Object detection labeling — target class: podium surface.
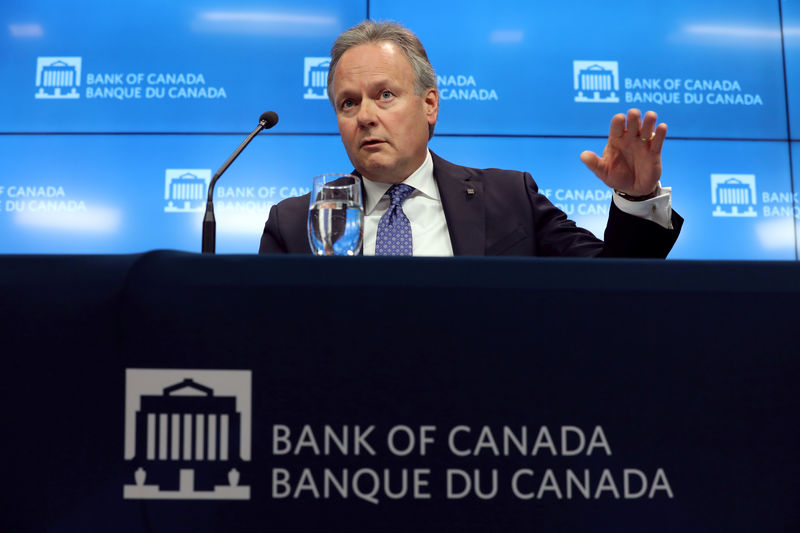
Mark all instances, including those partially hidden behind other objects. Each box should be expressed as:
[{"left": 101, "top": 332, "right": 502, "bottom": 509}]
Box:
[{"left": 2, "top": 252, "right": 798, "bottom": 532}]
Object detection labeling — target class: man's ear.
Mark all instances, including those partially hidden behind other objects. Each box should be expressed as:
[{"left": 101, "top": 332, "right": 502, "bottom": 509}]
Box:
[{"left": 424, "top": 87, "right": 439, "bottom": 125}]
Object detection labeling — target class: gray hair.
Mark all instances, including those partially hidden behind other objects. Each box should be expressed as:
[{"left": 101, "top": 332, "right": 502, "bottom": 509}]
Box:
[{"left": 327, "top": 20, "right": 437, "bottom": 138}]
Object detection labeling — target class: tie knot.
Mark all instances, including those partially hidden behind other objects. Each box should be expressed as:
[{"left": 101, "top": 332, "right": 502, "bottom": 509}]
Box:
[{"left": 387, "top": 183, "right": 415, "bottom": 207}]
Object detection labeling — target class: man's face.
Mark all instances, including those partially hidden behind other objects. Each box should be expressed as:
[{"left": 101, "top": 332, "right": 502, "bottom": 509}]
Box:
[{"left": 331, "top": 42, "right": 438, "bottom": 184}]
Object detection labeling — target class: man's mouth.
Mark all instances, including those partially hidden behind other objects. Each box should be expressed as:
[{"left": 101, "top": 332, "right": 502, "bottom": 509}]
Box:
[{"left": 361, "top": 138, "right": 385, "bottom": 148}]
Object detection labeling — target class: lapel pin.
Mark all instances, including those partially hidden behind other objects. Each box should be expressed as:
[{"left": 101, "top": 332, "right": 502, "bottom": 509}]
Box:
[{"left": 466, "top": 187, "right": 475, "bottom": 197}]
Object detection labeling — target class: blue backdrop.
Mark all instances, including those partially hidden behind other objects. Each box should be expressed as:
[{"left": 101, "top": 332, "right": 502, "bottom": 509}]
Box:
[{"left": 1, "top": 0, "right": 797, "bottom": 258}]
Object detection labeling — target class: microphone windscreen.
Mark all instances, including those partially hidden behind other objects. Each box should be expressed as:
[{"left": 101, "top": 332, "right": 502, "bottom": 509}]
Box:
[{"left": 259, "top": 111, "right": 279, "bottom": 129}]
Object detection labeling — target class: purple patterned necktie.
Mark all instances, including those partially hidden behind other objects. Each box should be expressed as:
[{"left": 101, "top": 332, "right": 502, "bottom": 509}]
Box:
[{"left": 375, "top": 183, "right": 415, "bottom": 256}]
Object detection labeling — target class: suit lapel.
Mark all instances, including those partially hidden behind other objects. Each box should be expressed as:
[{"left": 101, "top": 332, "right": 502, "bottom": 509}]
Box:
[{"left": 432, "top": 152, "right": 485, "bottom": 256}]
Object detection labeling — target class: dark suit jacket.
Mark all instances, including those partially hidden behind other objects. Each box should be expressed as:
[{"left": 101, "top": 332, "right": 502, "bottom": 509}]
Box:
[{"left": 259, "top": 152, "right": 683, "bottom": 257}]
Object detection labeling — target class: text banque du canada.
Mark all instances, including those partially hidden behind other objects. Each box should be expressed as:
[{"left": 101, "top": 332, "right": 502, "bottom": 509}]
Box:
[
  {"left": 624, "top": 78, "right": 763, "bottom": 106},
  {"left": 270, "top": 424, "right": 674, "bottom": 505},
  {"left": 85, "top": 73, "right": 226, "bottom": 100}
]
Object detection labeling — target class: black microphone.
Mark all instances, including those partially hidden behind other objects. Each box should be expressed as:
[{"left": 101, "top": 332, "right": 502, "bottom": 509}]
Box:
[{"left": 202, "top": 111, "right": 279, "bottom": 254}]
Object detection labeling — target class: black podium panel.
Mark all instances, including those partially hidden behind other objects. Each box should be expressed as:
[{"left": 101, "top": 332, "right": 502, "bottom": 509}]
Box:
[{"left": 2, "top": 252, "right": 798, "bottom": 532}]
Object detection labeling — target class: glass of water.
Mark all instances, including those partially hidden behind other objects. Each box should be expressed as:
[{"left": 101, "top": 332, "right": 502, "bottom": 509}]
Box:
[{"left": 307, "top": 174, "right": 363, "bottom": 256}]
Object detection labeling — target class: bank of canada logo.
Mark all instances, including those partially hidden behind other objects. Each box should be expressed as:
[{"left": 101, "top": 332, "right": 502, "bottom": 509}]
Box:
[
  {"left": 164, "top": 169, "right": 211, "bottom": 213},
  {"left": 35, "top": 57, "right": 82, "bottom": 99},
  {"left": 573, "top": 60, "right": 619, "bottom": 103},
  {"left": 303, "top": 57, "right": 330, "bottom": 100},
  {"left": 123, "top": 369, "right": 252, "bottom": 500},
  {"left": 711, "top": 174, "right": 757, "bottom": 217}
]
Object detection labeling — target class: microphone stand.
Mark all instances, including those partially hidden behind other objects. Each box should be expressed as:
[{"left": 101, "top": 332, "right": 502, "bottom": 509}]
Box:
[{"left": 202, "top": 112, "right": 278, "bottom": 254}]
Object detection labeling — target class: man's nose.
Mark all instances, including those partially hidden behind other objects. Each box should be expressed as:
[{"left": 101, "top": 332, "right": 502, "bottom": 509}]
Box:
[{"left": 356, "top": 99, "right": 377, "bottom": 127}]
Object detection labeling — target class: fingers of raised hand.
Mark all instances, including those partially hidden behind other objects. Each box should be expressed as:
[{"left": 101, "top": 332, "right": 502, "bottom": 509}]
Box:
[
  {"left": 637, "top": 110, "right": 658, "bottom": 142},
  {"left": 579, "top": 150, "right": 604, "bottom": 178},
  {"left": 622, "top": 109, "right": 666, "bottom": 154},
  {"left": 626, "top": 108, "right": 643, "bottom": 140},
  {"left": 609, "top": 113, "right": 626, "bottom": 139},
  {"left": 649, "top": 122, "right": 668, "bottom": 154}
]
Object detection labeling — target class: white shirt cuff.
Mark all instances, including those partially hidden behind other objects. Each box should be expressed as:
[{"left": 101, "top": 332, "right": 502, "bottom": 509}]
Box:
[{"left": 612, "top": 183, "right": 673, "bottom": 230}]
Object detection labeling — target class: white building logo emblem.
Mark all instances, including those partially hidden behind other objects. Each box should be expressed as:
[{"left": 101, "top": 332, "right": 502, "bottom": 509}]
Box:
[
  {"left": 164, "top": 169, "right": 210, "bottom": 213},
  {"left": 573, "top": 60, "right": 619, "bottom": 103},
  {"left": 303, "top": 57, "right": 330, "bottom": 100},
  {"left": 123, "top": 369, "right": 252, "bottom": 500},
  {"left": 711, "top": 174, "right": 757, "bottom": 217},
  {"left": 35, "top": 56, "right": 82, "bottom": 99}
]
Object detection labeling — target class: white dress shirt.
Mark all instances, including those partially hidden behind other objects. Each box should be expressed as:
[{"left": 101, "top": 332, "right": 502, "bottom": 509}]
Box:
[
  {"left": 361, "top": 150, "right": 673, "bottom": 256},
  {"left": 362, "top": 150, "right": 453, "bottom": 256}
]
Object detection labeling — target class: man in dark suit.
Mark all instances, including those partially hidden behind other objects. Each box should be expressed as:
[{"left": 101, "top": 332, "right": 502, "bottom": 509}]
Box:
[{"left": 260, "top": 21, "right": 682, "bottom": 257}]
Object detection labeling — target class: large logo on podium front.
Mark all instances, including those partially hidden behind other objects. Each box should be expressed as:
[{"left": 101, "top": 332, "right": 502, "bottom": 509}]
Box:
[
  {"left": 35, "top": 56, "right": 82, "bottom": 99},
  {"left": 123, "top": 368, "right": 252, "bottom": 500},
  {"left": 711, "top": 173, "right": 757, "bottom": 217},
  {"left": 164, "top": 169, "right": 210, "bottom": 213},
  {"left": 573, "top": 60, "right": 620, "bottom": 103}
]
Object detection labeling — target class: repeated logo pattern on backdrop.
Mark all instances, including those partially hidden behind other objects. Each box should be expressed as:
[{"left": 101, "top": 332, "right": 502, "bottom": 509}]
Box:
[
  {"left": 164, "top": 170, "right": 211, "bottom": 213},
  {"left": 34, "top": 56, "right": 227, "bottom": 102},
  {"left": 1, "top": 1, "right": 797, "bottom": 258},
  {"left": 304, "top": 57, "right": 330, "bottom": 100},
  {"left": 573, "top": 61, "right": 620, "bottom": 103},
  {"left": 35, "top": 56, "right": 82, "bottom": 99},
  {"left": 711, "top": 174, "right": 758, "bottom": 218}
]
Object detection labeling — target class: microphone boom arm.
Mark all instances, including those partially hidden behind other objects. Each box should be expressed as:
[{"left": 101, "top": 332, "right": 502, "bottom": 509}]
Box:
[{"left": 202, "top": 111, "right": 278, "bottom": 254}]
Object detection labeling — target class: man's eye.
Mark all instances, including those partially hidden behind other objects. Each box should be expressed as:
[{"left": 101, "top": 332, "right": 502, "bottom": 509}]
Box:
[
  {"left": 380, "top": 90, "right": 393, "bottom": 99},
  {"left": 341, "top": 99, "right": 354, "bottom": 110}
]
